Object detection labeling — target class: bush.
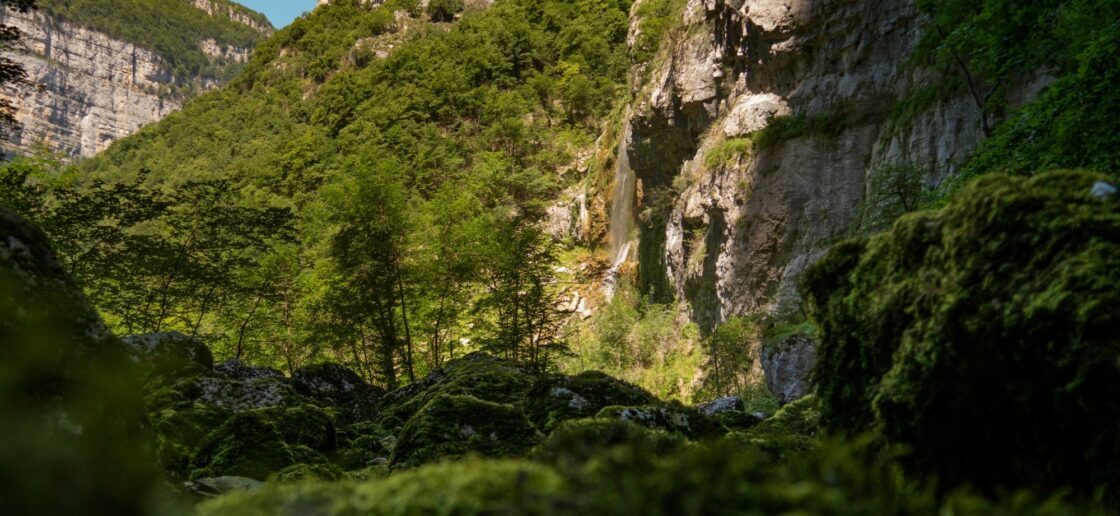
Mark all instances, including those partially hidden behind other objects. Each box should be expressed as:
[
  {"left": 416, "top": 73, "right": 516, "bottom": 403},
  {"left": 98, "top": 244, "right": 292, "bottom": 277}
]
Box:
[{"left": 802, "top": 170, "right": 1120, "bottom": 494}]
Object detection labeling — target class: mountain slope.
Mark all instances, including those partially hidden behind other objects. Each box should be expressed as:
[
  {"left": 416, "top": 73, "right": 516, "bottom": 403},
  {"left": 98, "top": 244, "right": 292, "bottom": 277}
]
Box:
[{"left": 0, "top": 0, "right": 272, "bottom": 158}]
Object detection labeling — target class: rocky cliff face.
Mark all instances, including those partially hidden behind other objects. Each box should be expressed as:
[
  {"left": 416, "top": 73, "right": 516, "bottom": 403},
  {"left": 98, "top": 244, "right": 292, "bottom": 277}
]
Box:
[
  {"left": 607, "top": 0, "right": 1044, "bottom": 330},
  {"left": 0, "top": 4, "right": 269, "bottom": 159}
]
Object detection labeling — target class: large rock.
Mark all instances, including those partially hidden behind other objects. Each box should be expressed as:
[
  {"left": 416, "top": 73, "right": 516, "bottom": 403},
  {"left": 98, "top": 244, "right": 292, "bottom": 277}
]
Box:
[
  {"left": 802, "top": 171, "right": 1120, "bottom": 493},
  {"left": 124, "top": 331, "right": 215, "bottom": 383},
  {"left": 761, "top": 334, "right": 817, "bottom": 405},
  {"left": 292, "top": 363, "right": 384, "bottom": 423},
  {"left": 0, "top": 208, "right": 155, "bottom": 513},
  {"left": 214, "top": 359, "right": 285, "bottom": 381}
]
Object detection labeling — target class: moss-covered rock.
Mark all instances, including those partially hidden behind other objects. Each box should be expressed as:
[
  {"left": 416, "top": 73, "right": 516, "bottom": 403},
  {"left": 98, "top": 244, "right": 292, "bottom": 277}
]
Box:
[
  {"left": 374, "top": 353, "right": 535, "bottom": 432},
  {"left": 730, "top": 395, "right": 821, "bottom": 457},
  {"left": 595, "top": 404, "right": 725, "bottom": 440},
  {"left": 390, "top": 394, "right": 541, "bottom": 469},
  {"left": 802, "top": 170, "right": 1120, "bottom": 493},
  {"left": 189, "top": 412, "right": 296, "bottom": 481},
  {"left": 198, "top": 460, "right": 567, "bottom": 516},
  {"left": 523, "top": 371, "right": 658, "bottom": 432},
  {"left": 150, "top": 403, "right": 231, "bottom": 477},
  {"left": 258, "top": 405, "right": 337, "bottom": 453},
  {"left": 533, "top": 418, "right": 684, "bottom": 469}
]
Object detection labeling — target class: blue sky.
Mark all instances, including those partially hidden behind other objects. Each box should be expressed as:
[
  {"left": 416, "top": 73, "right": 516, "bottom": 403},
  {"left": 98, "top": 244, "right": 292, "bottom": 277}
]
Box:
[{"left": 238, "top": 0, "right": 317, "bottom": 28}]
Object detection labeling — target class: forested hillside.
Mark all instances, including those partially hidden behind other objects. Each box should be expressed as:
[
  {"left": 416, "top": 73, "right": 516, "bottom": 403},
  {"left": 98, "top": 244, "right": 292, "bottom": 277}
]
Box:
[{"left": 3, "top": 0, "right": 1120, "bottom": 513}]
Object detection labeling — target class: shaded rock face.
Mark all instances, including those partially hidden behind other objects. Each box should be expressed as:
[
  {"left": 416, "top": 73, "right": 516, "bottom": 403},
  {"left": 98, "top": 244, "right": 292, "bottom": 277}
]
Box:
[
  {"left": 614, "top": 0, "right": 1046, "bottom": 331},
  {"left": 0, "top": 5, "right": 268, "bottom": 159},
  {"left": 124, "top": 331, "right": 214, "bottom": 382},
  {"left": 761, "top": 335, "right": 817, "bottom": 405}
]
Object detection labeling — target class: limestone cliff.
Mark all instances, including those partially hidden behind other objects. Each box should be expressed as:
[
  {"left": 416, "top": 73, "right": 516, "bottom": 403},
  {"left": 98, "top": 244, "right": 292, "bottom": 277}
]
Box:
[
  {"left": 603, "top": 0, "right": 1046, "bottom": 331},
  {"left": 0, "top": 2, "right": 271, "bottom": 159}
]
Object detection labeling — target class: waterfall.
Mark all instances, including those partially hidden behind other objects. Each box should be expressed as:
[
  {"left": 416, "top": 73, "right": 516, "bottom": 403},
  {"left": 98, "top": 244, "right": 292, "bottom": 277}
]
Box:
[{"left": 604, "top": 122, "right": 635, "bottom": 299}]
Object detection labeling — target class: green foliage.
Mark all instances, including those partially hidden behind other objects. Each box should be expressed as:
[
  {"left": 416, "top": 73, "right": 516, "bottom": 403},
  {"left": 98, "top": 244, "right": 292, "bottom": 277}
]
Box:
[
  {"left": 851, "top": 163, "right": 937, "bottom": 235},
  {"left": 703, "top": 137, "right": 752, "bottom": 170},
  {"left": 802, "top": 170, "right": 1120, "bottom": 495},
  {"left": 914, "top": 0, "right": 1120, "bottom": 185},
  {"left": 198, "top": 430, "right": 1104, "bottom": 515},
  {"left": 697, "top": 315, "right": 757, "bottom": 400},
  {"left": 750, "top": 111, "right": 851, "bottom": 150},
  {"left": 565, "top": 283, "right": 704, "bottom": 401},
  {"left": 39, "top": 0, "right": 271, "bottom": 90},
  {"left": 50, "top": 0, "right": 636, "bottom": 382},
  {"left": 427, "top": 0, "right": 464, "bottom": 22},
  {"left": 632, "top": 0, "right": 686, "bottom": 64}
]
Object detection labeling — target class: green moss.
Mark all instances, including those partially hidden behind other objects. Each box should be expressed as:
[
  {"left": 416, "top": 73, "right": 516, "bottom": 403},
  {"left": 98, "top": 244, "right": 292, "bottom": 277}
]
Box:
[
  {"left": 259, "top": 405, "right": 337, "bottom": 454},
  {"left": 150, "top": 404, "right": 230, "bottom": 477},
  {"left": 189, "top": 412, "right": 296, "bottom": 481},
  {"left": 802, "top": 170, "right": 1120, "bottom": 494},
  {"left": 523, "top": 371, "right": 659, "bottom": 432},
  {"left": 595, "top": 404, "right": 725, "bottom": 440},
  {"left": 374, "top": 353, "right": 535, "bottom": 433},
  {"left": 198, "top": 460, "right": 567, "bottom": 516},
  {"left": 390, "top": 394, "right": 541, "bottom": 469}
]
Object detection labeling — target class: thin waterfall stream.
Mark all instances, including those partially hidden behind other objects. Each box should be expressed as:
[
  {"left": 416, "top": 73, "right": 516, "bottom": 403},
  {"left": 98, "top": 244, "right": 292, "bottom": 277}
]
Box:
[{"left": 603, "top": 121, "right": 635, "bottom": 299}]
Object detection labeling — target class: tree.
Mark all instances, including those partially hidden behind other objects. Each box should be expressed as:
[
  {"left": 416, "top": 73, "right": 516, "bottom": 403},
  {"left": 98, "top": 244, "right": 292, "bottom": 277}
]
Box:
[
  {"left": 327, "top": 160, "right": 415, "bottom": 388},
  {"left": 427, "top": 0, "right": 464, "bottom": 23}
]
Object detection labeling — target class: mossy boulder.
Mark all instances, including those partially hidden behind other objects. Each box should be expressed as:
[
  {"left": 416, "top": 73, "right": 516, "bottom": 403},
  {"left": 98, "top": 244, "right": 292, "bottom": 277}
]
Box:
[
  {"left": 523, "top": 371, "right": 658, "bottom": 431},
  {"left": 150, "top": 403, "right": 231, "bottom": 477},
  {"left": 374, "top": 353, "right": 535, "bottom": 432},
  {"left": 292, "top": 363, "right": 384, "bottom": 423},
  {"left": 731, "top": 395, "right": 821, "bottom": 457},
  {"left": 189, "top": 412, "right": 297, "bottom": 481},
  {"left": 213, "top": 359, "right": 284, "bottom": 381},
  {"left": 533, "top": 418, "right": 685, "bottom": 469},
  {"left": 390, "top": 394, "right": 541, "bottom": 469},
  {"left": 258, "top": 405, "right": 337, "bottom": 453},
  {"left": 595, "top": 404, "right": 725, "bottom": 440},
  {"left": 802, "top": 170, "right": 1120, "bottom": 493}
]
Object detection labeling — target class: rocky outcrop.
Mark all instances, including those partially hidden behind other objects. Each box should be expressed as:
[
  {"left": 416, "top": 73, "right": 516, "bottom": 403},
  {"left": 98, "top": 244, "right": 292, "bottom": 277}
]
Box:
[
  {"left": 611, "top": 0, "right": 1045, "bottom": 331},
  {"left": 0, "top": 4, "right": 268, "bottom": 159},
  {"left": 761, "top": 334, "right": 816, "bottom": 405}
]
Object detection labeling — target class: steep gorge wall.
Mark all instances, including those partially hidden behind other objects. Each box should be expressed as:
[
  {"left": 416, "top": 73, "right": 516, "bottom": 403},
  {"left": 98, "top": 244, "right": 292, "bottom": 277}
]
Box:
[
  {"left": 0, "top": 4, "right": 267, "bottom": 159},
  {"left": 610, "top": 0, "right": 1042, "bottom": 330}
]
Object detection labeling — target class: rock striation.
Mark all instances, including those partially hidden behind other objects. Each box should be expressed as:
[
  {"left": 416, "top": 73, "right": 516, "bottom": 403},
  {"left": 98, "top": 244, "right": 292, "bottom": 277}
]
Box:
[{"left": 0, "top": 3, "right": 270, "bottom": 159}]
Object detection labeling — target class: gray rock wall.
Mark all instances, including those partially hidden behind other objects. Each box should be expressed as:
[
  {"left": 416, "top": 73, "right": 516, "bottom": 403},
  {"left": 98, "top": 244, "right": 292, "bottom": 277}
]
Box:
[{"left": 0, "top": 5, "right": 265, "bottom": 159}]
